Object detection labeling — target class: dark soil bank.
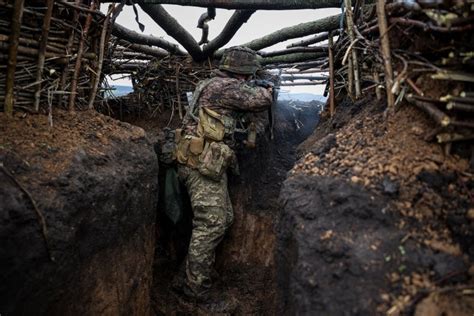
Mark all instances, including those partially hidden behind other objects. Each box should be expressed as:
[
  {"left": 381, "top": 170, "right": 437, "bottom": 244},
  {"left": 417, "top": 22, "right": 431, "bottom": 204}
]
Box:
[
  {"left": 277, "top": 97, "right": 474, "bottom": 315},
  {"left": 0, "top": 111, "right": 158, "bottom": 315}
]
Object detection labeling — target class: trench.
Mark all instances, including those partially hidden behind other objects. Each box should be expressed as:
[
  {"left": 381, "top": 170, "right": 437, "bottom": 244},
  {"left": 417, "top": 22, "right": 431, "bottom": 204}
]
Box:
[{"left": 142, "top": 99, "right": 322, "bottom": 314}]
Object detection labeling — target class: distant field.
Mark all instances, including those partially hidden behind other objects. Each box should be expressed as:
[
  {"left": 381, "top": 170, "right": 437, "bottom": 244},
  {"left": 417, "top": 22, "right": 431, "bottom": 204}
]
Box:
[{"left": 109, "top": 85, "right": 134, "bottom": 97}]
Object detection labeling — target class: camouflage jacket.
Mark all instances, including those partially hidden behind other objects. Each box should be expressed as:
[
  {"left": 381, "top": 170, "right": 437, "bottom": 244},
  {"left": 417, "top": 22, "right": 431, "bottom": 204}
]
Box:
[{"left": 183, "top": 70, "right": 272, "bottom": 141}]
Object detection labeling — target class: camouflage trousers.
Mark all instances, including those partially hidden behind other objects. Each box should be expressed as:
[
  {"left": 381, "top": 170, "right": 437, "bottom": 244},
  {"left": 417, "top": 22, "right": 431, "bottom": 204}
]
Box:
[{"left": 177, "top": 165, "right": 234, "bottom": 297}]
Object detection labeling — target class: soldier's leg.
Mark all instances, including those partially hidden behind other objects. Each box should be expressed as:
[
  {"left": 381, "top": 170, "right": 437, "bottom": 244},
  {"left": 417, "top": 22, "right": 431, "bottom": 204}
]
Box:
[
  {"left": 185, "top": 205, "right": 227, "bottom": 296},
  {"left": 179, "top": 167, "right": 231, "bottom": 297}
]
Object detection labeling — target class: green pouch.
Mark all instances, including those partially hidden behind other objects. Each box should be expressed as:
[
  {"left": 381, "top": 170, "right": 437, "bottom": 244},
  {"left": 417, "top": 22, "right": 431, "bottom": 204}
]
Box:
[
  {"left": 198, "top": 141, "right": 234, "bottom": 181},
  {"left": 164, "top": 168, "right": 185, "bottom": 224}
]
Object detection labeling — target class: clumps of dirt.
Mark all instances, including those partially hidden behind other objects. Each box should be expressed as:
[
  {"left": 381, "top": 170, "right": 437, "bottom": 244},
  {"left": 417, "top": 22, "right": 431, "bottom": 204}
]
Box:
[
  {"left": 0, "top": 110, "right": 147, "bottom": 181},
  {"left": 279, "top": 97, "right": 474, "bottom": 315},
  {"left": 0, "top": 110, "right": 158, "bottom": 315}
]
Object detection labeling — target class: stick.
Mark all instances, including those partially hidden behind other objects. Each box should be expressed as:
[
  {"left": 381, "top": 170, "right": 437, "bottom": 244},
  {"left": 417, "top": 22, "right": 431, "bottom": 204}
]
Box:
[
  {"left": 176, "top": 64, "right": 182, "bottom": 119},
  {"left": 68, "top": 2, "right": 95, "bottom": 111},
  {"left": 406, "top": 94, "right": 450, "bottom": 127},
  {"left": 33, "top": 0, "right": 54, "bottom": 112},
  {"left": 344, "top": 0, "right": 361, "bottom": 98},
  {"left": 376, "top": 0, "right": 394, "bottom": 108},
  {"left": 374, "top": 72, "right": 382, "bottom": 100},
  {"left": 58, "top": 0, "right": 81, "bottom": 107},
  {"left": 88, "top": 5, "right": 112, "bottom": 110},
  {"left": 4, "top": 0, "right": 25, "bottom": 116},
  {"left": 328, "top": 31, "right": 335, "bottom": 117},
  {"left": 0, "top": 163, "right": 54, "bottom": 262}
]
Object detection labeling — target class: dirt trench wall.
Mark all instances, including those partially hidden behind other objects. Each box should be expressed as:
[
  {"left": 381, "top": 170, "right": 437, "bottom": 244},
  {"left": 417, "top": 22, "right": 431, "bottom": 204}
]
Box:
[
  {"left": 220, "top": 101, "right": 321, "bottom": 268},
  {"left": 0, "top": 111, "right": 158, "bottom": 315},
  {"left": 277, "top": 98, "right": 473, "bottom": 315}
]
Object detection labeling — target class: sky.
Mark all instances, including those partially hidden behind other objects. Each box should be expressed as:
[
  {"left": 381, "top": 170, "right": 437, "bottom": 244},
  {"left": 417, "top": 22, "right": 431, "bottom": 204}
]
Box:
[{"left": 105, "top": 4, "right": 340, "bottom": 95}]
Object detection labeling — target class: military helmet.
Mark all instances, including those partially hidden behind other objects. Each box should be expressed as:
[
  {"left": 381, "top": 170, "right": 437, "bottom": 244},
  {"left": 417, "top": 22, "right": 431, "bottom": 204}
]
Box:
[{"left": 219, "top": 46, "right": 260, "bottom": 75}]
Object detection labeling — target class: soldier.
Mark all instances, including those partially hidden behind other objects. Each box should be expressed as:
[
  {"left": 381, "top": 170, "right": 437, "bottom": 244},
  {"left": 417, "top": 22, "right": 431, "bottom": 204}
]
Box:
[{"left": 173, "top": 46, "right": 273, "bottom": 302}]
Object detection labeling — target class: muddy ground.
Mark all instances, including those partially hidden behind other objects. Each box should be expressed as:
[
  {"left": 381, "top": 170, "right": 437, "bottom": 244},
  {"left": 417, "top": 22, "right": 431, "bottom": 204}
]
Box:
[{"left": 278, "top": 96, "right": 474, "bottom": 315}]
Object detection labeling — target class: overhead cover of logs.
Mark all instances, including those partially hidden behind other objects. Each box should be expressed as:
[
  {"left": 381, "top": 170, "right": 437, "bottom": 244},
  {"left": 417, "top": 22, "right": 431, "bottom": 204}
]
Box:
[{"left": 1, "top": 0, "right": 473, "bottom": 155}]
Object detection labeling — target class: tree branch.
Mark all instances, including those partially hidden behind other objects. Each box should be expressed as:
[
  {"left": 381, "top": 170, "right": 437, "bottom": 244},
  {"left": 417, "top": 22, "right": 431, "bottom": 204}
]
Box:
[
  {"left": 139, "top": 3, "right": 204, "bottom": 60},
  {"left": 258, "top": 46, "right": 327, "bottom": 58},
  {"left": 287, "top": 30, "right": 339, "bottom": 48},
  {"left": 102, "top": 0, "right": 349, "bottom": 10},
  {"left": 203, "top": 9, "right": 255, "bottom": 57},
  {"left": 261, "top": 52, "right": 326, "bottom": 65},
  {"left": 117, "top": 39, "right": 169, "bottom": 58},
  {"left": 242, "top": 14, "right": 341, "bottom": 51},
  {"left": 112, "top": 22, "right": 185, "bottom": 55}
]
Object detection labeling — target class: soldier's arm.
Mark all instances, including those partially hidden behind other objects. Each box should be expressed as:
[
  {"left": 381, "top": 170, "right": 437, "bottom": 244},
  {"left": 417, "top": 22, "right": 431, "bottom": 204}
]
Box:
[{"left": 216, "top": 80, "right": 272, "bottom": 112}]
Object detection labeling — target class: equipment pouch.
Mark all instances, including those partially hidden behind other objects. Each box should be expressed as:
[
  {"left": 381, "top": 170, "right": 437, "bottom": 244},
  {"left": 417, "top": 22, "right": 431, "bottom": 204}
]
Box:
[
  {"left": 198, "top": 108, "right": 226, "bottom": 141},
  {"left": 156, "top": 128, "right": 177, "bottom": 165},
  {"left": 176, "top": 136, "right": 190, "bottom": 165},
  {"left": 189, "top": 136, "right": 204, "bottom": 155},
  {"left": 198, "top": 141, "right": 234, "bottom": 181}
]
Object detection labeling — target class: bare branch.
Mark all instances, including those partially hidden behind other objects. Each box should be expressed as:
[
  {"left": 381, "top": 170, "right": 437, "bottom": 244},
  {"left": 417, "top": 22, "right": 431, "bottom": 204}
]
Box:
[
  {"left": 102, "top": 0, "right": 347, "bottom": 10},
  {"left": 203, "top": 9, "right": 255, "bottom": 57},
  {"left": 258, "top": 46, "right": 327, "bottom": 58},
  {"left": 261, "top": 52, "right": 326, "bottom": 65},
  {"left": 242, "top": 14, "right": 341, "bottom": 51},
  {"left": 112, "top": 22, "right": 185, "bottom": 55},
  {"left": 139, "top": 3, "right": 204, "bottom": 60}
]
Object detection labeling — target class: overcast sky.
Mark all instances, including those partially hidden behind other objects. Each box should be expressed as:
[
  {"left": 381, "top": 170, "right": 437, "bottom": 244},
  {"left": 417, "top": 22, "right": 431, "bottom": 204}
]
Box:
[{"left": 107, "top": 4, "right": 340, "bottom": 95}]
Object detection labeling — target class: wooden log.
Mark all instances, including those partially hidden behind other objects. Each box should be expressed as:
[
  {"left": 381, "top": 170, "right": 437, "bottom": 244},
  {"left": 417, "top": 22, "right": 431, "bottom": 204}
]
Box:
[
  {"left": 88, "top": 6, "right": 112, "bottom": 110},
  {"left": 281, "top": 75, "right": 328, "bottom": 81},
  {"left": 280, "top": 81, "right": 326, "bottom": 86},
  {"left": 140, "top": 3, "right": 204, "bottom": 60},
  {"left": 406, "top": 94, "right": 450, "bottom": 127},
  {"left": 69, "top": 2, "right": 95, "bottom": 111},
  {"left": 242, "top": 14, "right": 341, "bottom": 51},
  {"left": 344, "top": 0, "right": 361, "bottom": 98},
  {"left": 33, "top": 0, "right": 54, "bottom": 112},
  {"left": 376, "top": 0, "right": 394, "bottom": 108},
  {"left": 390, "top": 17, "right": 474, "bottom": 33},
  {"left": 287, "top": 30, "right": 339, "bottom": 48},
  {"left": 258, "top": 46, "right": 328, "bottom": 58},
  {"left": 4, "top": 0, "right": 24, "bottom": 116},
  {"left": 264, "top": 59, "right": 328, "bottom": 69},
  {"left": 440, "top": 95, "right": 474, "bottom": 104},
  {"left": 260, "top": 52, "right": 326, "bottom": 65},
  {"left": 328, "top": 31, "right": 335, "bottom": 117},
  {"left": 112, "top": 22, "right": 185, "bottom": 55},
  {"left": 58, "top": 0, "right": 80, "bottom": 107},
  {"left": 436, "top": 132, "right": 474, "bottom": 144},
  {"left": 102, "top": 0, "right": 349, "bottom": 10},
  {"left": 203, "top": 9, "right": 255, "bottom": 58},
  {"left": 117, "top": 40, "right": 169, "bottom": 58},
  {"left": 431, "top": 71, "right": 474, "bottom": 83},
  {"left": 446, "top": 101, "right": 474, "bottom": 112}
]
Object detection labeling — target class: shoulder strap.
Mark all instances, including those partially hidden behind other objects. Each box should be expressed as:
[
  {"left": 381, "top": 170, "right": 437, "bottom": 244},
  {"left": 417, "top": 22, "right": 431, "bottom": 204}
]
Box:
[{"left": 186, "top": 77, "right": 217, "bottom": 121}]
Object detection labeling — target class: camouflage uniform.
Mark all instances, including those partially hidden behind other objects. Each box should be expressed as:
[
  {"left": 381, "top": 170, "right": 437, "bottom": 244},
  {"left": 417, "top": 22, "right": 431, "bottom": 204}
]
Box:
[{"left": 177, "top": 55, "right": 272, "bottom": 298}]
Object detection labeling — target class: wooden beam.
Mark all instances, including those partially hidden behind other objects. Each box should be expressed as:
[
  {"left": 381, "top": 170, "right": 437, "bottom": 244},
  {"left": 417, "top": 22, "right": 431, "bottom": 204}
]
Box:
[
  {"left": 4, "top": 0, "right": 25, "bottom": 116},
  {"left": 102, "top": 0, "right": 347, "bottom": 10},
  {"left": 241, "top": 14, "right": 341, "bottom": 51},
  {"left": 112, "top": 22, "right": 185, "bottom": 55},
  {"left": 117, "top": 39, "right": 169, "bottom": 58},
  {"left": 139, "top": 3, "right": 204, "bottom": 60},
  {"left": 281, "top": 75, "right": 328, "bottom": 81},
  {"left": 261, "top": 52, "right": 326, "bottom": 65},
  {"left": 258, "top": 46, "right": 328, "bottom": 58},
  {"left": 203, "top": 9, "right": 255, "bottom": 57},
  {"left": 287, "top": 30, "right": 339, "bottom": 48},
  {"left": 280, "top": 82, "right": 326, "bottom": 86}
]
